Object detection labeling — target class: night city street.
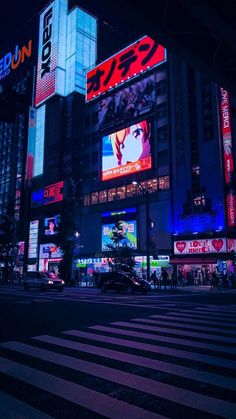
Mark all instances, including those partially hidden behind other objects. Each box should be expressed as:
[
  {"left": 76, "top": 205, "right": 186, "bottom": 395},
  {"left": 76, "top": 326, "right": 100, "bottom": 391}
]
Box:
[
  {"left": 0, "top": 284, "right": 236, "bottom": 418},
  {"left": 1, "top": 0, "right": 236, "bottom": 417}
]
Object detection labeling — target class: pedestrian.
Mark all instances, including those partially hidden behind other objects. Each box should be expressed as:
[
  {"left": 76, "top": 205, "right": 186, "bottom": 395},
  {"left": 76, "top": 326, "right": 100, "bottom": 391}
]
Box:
[
  {"left": 171, "top": 272, "right": 177, "bottom": 291},
  {"left": 210, "top": 272, "right": 219, "bottom": 291},
  {"left": 150, "top": 270, "right": 158, "bottom": 290},
  {"left": 161, "top": 269, "right": 168, "bottom": 291}
]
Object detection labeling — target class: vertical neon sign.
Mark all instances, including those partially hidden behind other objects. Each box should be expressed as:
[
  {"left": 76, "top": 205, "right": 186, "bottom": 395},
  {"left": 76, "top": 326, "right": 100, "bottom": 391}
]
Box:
[{"left": 220, "top": 87, "right": 236, "bottom": 227}]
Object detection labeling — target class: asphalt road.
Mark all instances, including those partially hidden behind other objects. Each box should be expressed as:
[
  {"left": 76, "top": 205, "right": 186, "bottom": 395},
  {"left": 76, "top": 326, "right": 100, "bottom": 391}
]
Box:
[{"left": 0, "top": 284, "right": 236, "bottom": 418}]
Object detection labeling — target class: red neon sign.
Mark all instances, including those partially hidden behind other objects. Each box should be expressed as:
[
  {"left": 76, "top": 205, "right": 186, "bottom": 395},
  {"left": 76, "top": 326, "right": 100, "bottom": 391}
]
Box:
[
  {"left": 86, "top": 35, "right": 166, "bottom": 101},
  {"left": 220, "top": 88, "right": 234, "bottom": 184},
  {"left": 219, "top": 88, "right": 236, "bottom": 227}
]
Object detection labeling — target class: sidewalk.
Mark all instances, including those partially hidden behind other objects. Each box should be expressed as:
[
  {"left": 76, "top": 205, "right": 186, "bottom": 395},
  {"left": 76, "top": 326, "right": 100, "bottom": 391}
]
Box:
[{"left": 149, "top": 284, "right": 236, "bottom": 294}]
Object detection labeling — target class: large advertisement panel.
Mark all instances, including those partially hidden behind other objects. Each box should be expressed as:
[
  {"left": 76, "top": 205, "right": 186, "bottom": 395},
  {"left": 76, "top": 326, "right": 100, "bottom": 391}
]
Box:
[
  {"left": 35, "top": 2, "right": 57, "bottom": 106},
  {"left": 28, "top": 220, "right": 39, "bottom": 259},
  {"left": 102, "top": 119, "right": 152, "bottom": 181},
  {"left": 174, "top": 238, "right": 227, "bottom": 255},
  {"left": 39, "top": 243, "right": 63, "bottom": 259},
  {"left": 32, "top": 181, "right": 64, "bottom": 208},
  {"left": 86, "top": 35, "right": 166, "bottom": 101},
  {"left": 0, "top": 39, "right": 32, "bottom": 82},
  {"left": 102, "top": 208, "right": 137, "bottom": 251},
  {"left": 44, "top": 215, "right": 61, "bottom": 236},
  {"left": 35, "top": 0, "right": 67, "bottom": 107},
  {"left": 219, "top": 88, "right": 236, "bottom": 227},
  {"left": 98, "top": 73, "right": 158, "bottom": 131}
]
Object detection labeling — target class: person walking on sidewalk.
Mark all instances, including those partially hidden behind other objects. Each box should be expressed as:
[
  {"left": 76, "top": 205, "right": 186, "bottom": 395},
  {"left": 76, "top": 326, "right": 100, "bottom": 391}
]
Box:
[
  {"left": 151, "top": 270, "right": 158, "bottom": 290},
  {"left": 210, "top": 271, "right": 219, "bottom": 291}
]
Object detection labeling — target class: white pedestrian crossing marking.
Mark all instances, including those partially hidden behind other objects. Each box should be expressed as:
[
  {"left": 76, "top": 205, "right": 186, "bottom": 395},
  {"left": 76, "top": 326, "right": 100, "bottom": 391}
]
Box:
[{"left": 0, "top": 300, "right": 236, "bottom": 418}]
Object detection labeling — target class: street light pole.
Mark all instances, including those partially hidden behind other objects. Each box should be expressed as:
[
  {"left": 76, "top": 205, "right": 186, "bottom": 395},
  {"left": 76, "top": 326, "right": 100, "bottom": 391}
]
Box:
[{"left": 132, "top": 181, "right": 150, "bottom": 283}]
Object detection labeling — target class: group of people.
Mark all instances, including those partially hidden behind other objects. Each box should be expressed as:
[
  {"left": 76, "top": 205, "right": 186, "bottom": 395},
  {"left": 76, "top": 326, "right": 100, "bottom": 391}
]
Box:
[{"left": 150, "top": 269, "right": 177, "bottom": 291}]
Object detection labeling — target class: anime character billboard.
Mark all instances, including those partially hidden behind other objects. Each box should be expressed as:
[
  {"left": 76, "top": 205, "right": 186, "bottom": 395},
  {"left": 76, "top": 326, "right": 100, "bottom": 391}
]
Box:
[
  {"left": 102, "top": 119, "right": 152, "bottom": 181},
  {"left": 102, "top": 208, "right": 137, "bottom": 250}
]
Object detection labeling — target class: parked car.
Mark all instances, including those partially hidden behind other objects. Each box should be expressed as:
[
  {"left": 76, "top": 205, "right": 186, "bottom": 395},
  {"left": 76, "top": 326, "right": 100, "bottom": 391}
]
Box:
[
  {"left": 99, "top": 271, "right": 151, "bottom": 294},
  {"left": 23, "top": 271, "right": 65, "bottom": 291}
]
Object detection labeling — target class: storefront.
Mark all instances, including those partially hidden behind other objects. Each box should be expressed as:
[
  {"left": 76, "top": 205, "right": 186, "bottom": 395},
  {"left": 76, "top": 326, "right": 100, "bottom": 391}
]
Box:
[
  {"left": 172, "top": 237, "right": 236, "bottom": 286},
  {"left": 72, "top": 255, "right": 171, "bottom": 286}
]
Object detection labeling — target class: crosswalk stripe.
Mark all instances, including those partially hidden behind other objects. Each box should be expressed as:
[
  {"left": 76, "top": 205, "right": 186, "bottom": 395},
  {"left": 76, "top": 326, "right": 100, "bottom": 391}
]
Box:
[
  {"left": 136, "top": 317, "right": 236, "bottom": 337},
  {"left": 125, "top": 318, "right": 236, "bottom": 343},
  {"left": 151, "top": 314, "right": 236, "bottom": 328},
  {"left": 170, "top": 309, "right": 236, "bottom": 319},
  {"left": 195, "top": 307, "right": 236, "bottom": 315},
  {"left": 0, "top": 356, "right": 165, "bottom": 419},
  {"left": 167, "top": 311, "right": 236, "bottom": 324},
  {"left": 90, "top": 324, "right": 236, "bottom": 354},
  {"left": 1, "top": 341, "right": 235, "bottom": 418},
  {"left": 62, "top": 329, "right": 236, "bottom": 369},
  {"left": 33, "top": 334, "right": 236, "bottom": 391},
  {"left": 0, "top": 390, "right": 54, "bottom": 419}
]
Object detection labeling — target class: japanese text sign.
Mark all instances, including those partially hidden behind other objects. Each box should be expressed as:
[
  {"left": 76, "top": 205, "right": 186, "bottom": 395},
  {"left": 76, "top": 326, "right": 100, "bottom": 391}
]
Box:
[{"left": 86, "top": 35, "right": 166, "bottom": 101}]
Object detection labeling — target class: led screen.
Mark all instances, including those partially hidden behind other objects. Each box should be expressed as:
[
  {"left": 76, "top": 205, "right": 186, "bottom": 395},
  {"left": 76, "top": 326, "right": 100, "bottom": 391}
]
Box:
[
  {"left": 102, "top": 208, "right": 137, "bottom": 250},
  {"left": 98, "top": 73, "right": 158, "bottom": 131},
  {"left": 102, "top": 119, "right": 152, "bottom": 181},
  {"left": 44, "top": 215, "right": 61, "bottom": 236}
]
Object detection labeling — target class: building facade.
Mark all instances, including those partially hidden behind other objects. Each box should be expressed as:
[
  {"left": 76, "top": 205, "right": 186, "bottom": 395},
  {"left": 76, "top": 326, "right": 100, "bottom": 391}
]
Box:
[{"left": 0, "top": 0, "right": 236, "bottom": 286}]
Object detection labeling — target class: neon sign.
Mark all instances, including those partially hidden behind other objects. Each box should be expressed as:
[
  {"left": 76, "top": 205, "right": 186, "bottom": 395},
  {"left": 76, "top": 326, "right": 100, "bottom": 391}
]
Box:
[
  {"left": 86, "top": 35, "right": 166, "bottom": 101},
  {"left": 0, "top": 40, "right": 32, "bottom": 81},
  {"left": 219, "top": 88, "right": 236, "bottom": 227},
  {"left": 31, "top": 181, "right": 64, "bottom": 207},
  {"left": 174, "top": 238, "right": 227, "bottom": 255}
]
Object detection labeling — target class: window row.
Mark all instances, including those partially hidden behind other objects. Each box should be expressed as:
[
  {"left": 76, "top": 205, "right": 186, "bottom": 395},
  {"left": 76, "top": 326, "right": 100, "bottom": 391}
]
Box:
[{"left": 83, "top": 176, "right": 169, "bottom": 206}]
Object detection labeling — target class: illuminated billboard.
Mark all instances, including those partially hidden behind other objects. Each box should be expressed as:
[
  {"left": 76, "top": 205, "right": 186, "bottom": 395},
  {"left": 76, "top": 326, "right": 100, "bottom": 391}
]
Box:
[
  {"left": 44, "top": 215, "right": 61, "bottom": 235},
  {"left": 98, "top": 73, "right": 159, "bottom": 130},
  {"left": 39, "top": 244, "right": 63, "bottom": 259},
  {"left": 219, "top": 88, "right": 236, "bottom": 227},
  {"left": 35, "top": 0, "right": 67, "bottom": 107},
  {"left": 86, "top": 35, "right": 166, "bottom": 101},
  {"left": 102, "top": 208, "right": 137, "bottom": 250},
  {"left": 0, "top": 39, "right": 32, "bottom": 82},
  {"left": 102, "top": 119, "right": 152, "bottom": 181},
  {"left": 28, "top": 220, "right": 39, "bottom": 259},
  {"left": 174, "top": 238, "right": 227, "bottom": 255},
  {"left": 32, "top": 181, "right": 64, "bottom": 208}
]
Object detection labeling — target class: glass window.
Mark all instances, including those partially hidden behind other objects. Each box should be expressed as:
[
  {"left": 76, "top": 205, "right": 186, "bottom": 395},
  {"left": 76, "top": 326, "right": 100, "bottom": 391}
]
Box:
[
  {"left": 116, "top": 186, "right": 126, "bottom": 200},
  {"left": 107, "top": 188, "right": 116, "bottom": 201},
  {"left": 84, "top": 194, "right": 90, "bottom": 206},
  {"left": 147, "top": 178, "right": 158, "bottom": 193},
  {"left": 99, "top": 190, "right": 107, "bottom": 203},
  {"left": 159, "top": 176, "right": 169, "bottom": 190},
  {"left": 91, "top": 192, "right": 98, "bottom": 205},
  {"left": 126, "top": 183, "right": 136, "bottom": 197}
]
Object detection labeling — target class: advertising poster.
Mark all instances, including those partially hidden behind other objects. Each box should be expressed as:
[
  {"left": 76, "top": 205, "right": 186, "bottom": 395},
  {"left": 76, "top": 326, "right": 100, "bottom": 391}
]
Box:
[
  {"left": 102, "top": 119, "right": 152, "bottom": 181},
  {"left": 44, "top": 215, "right": 61, "bottom": 236},
  {"left": 98, "top": 73, "right": 157, "bottom": 130},
  {"left": 174, "top": 238, "right": 227, "bottom": 255},
  {"left": 102, "top": 208, "right": 137, "bottom": 251}
]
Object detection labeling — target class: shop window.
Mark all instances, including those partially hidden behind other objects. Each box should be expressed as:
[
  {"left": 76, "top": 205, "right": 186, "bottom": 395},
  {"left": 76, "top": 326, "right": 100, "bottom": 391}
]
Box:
[
  {"left": 159, "top": 176, "right": 169, "bottom": 190},
  {"left": 117, "top": 186, "right": 126, "bottom": 200},
  {"left": 99, "top": 190, "right": 107, "bottom": 203},
  {"left": 91, "top": 191, "right": 99, "bottom": 205},
  {"left": 108, "top": 188, "right": 116, "bottom": 201}
]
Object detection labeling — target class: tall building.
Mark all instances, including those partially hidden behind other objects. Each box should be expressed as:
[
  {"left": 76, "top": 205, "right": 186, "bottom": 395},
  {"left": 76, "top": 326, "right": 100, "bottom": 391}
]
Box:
[{"left": 0, "top": 0, "right": 235, "bottom": 285}]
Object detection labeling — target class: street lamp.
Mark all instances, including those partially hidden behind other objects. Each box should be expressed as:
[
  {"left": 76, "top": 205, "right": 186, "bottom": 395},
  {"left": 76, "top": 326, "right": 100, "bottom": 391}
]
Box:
[{"left": 132, "top": 181, "right": 151, "bottom": 283}]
